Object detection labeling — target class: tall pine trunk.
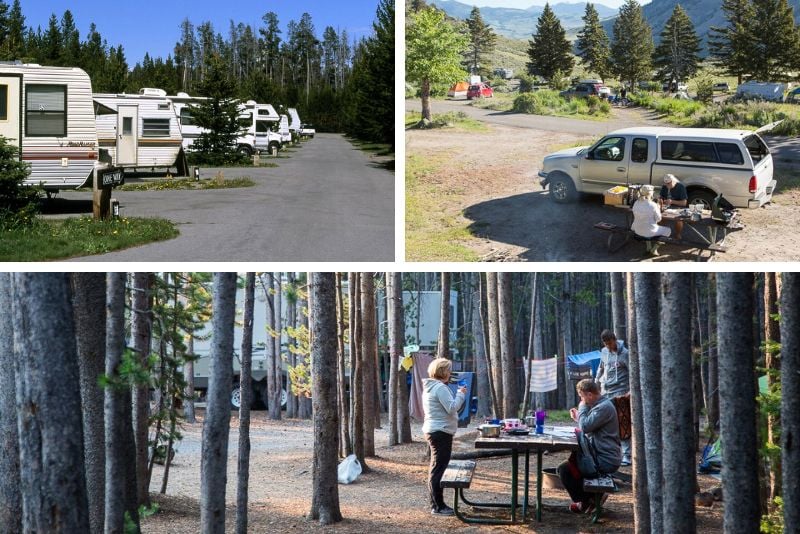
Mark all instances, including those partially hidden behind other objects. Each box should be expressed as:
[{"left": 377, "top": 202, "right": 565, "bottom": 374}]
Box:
[
  {"left": 486, "top": 273, "right": 503, "bottom": 418},
  {"left": 12, "top": 273, "right": 90, "bottom": 533},
  {"left": 781, "top": 272, "right": 799, "bottom": 533},
  {"left": 498, "top": 272, "right": 517, "bottom": 417},
  {"left": 707, "top": 273, "right": 719, "bottom": 431},
  {"left": 335, "top": 273, "right": 352, "bottom": 455},
  {"left": 70, "top": 272, "right": 108, "bottom": 532},
  {"left": 309, "top": 273, "right": 343, "bottom": 525},
  {"left": 473, "top": 277, "right": 490, "bottom": 417},
  {"left": 634, "top": 273, "right": 663, "bottom": 533},
  {"left": 764, "top": 272, "right": 781, "bottom": 501},
  {"left": 660, "top": 273, "right": 695, "bottom": 533},
  {"left": 200, "top": 273, "right": 237, "bottom": 534},
  {"left": 610, "top": 272, "right": 625, "bottom": 340},
  {"left": 438, "top": 272, "right": 450, "bottom": 358},
  {"left": 349, "top": 274, "right": 368, "bottom": 470},
  {"left": 361, "top": 273, "right": 377, "bottom": 457},
  {"left": 387, "top": 272, "right": 402, "bottom": 446},
  {"left": 236, "top": 273, "right": 255, "bottom": 534},
  {"left": 0, "top": 273, "right": 21, "bottom": 534},
  {"left": 717, "top": 273, "right": 761, "bottom": 534}
]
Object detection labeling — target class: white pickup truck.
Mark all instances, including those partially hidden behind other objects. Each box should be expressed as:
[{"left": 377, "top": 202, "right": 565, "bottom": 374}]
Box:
[
  {"left": 538, "top": 126, "right": 776, "bottom": 208},
  {"left": 299, "top": 124, "right": 316, "bottom": 139}
]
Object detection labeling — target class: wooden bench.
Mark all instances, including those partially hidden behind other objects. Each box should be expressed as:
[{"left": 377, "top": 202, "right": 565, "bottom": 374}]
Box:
[
  {"left": 583, "top": 475, "right": 617, "bottom": 524},
  {"left": 594, "top": 222, "right": 727, "bottom": 258},
  {"left": 441, "top": 460, "right": 476, "bottom": 521}
]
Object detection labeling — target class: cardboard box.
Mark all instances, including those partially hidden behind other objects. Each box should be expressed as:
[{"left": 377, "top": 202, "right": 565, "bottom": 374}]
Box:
[{"left": 604, "top": 185, "right": 628, "bottom": 205}]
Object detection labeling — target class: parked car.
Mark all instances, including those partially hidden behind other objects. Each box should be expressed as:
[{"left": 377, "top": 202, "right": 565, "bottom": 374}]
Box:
[
  {"left": 786, "top": 87, "right": 800, "bottom": 104},
  {"left": 560, "top": 83, "right": 603, "bottom": 99},
  {"left": 663, "top": 81, "right": 689, "bottom": 92},
  {"left": 713, "top": 82, "right": 731, "bottom": 92},
  {"left": 537, "top": 126, "right": 776, "bottom": 209},
  {"left": 467, "top": 83, "right": 493, "bottom": 99},
  {"left": 299, "top": 123, "right": 315, "bottom": 138}
]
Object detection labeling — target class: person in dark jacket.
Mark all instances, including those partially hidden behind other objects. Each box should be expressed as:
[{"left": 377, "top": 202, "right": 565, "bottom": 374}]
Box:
[
  {"left": 422, "top": 358, "right": 466, "bottom": 516},
  {"left": 558, "top": 379, "right": 621, "bottom": 514}
]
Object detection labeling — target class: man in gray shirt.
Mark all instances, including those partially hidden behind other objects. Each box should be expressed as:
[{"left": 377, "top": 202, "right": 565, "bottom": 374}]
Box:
[{"left": 596, "top": 329, "right": 631, "bottom": 465}]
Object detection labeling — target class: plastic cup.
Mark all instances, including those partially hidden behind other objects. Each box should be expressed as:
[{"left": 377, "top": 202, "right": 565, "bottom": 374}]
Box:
[
  {"left": 458, "top": 379, "right": 467, "bottom": 388},
  {"left": 535, "top": 423, "right": 544, "bottom": 434},
  {"left": 535, "top": 410, "right": 547, "bottom": 426}
]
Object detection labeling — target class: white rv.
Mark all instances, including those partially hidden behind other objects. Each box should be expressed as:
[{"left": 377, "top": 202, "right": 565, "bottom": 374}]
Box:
[
  {"left": 0, "top": 63, "right": 110, "bottom": 190},
  {"left": 169, "top": 92, "right": 284, "bottom": 155},
  {"left": 278, "top": 114, "right": 292, "bottom": 144},
  {"left": 93, "top": 88, "right": 187, "bottom": 174},
  {"left": 287, "top": 107, "right": 301, "bottom": 135}
]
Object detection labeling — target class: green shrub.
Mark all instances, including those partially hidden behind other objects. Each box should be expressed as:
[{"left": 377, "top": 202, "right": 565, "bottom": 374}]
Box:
[
  {"left": 549, "top": 69, "right": 569, "bottom": 91},
  {"left": 518, "top": 74, "right": 537, "bottom": 93},
  {"left": 512, "top": 90, "right": 609, "bottom": 118},
  {"left": 0, "top": 136, "right": 39, "bottom": 231}
]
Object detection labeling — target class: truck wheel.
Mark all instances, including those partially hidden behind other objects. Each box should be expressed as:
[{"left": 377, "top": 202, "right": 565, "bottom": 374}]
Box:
[
  {"left": 281, "top": 388, "right": 288, "bottom": 408},
  {"left": 548, "top": 173, "right": 576, "bottom": 203},
  {"left": 237, "top": 145, "right": 253, "bottom": 157},
  {"left": 687, "top": 189, "right": 716, "bottom": 210},
  {"left": 230, "top": 386, "right": 241, "bottom": 409}
]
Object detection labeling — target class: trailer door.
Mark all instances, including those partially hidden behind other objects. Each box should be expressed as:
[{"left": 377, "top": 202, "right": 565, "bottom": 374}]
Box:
[
  {"left": 0, "top": 74, "right": 22, "bottom": 151},
  {"left": 116, "top": 105, "right": 138, "bottom": 165}
]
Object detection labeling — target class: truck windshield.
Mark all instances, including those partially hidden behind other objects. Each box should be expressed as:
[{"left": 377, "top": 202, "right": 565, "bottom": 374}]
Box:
[{"left": 743, "top": 135, "right": 769, "bottom": 163}]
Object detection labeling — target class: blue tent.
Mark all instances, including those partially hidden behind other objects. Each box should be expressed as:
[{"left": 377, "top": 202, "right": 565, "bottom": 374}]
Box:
[{"left": 566, "top": 350, "right": 602, "bottom": 380}]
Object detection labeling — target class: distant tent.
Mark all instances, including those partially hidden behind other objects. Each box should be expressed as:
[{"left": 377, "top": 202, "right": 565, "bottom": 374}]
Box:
[
  {"left": 448, "top": 81, "right": 469, "bottom": 99},
  {"left": 566, "top": 350, "right": 602, "bottom": 381}
]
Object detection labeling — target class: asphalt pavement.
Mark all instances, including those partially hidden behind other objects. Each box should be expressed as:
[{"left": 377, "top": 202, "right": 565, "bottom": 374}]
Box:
[{"left": 62, "top": 134, "right": 394, "bottom": 262}]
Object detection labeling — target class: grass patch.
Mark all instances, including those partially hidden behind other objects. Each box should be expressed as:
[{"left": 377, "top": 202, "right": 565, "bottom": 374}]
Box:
[
  {"left": 470, "top": 93, "right": 515, "bottom": 112},
  {"left": 0, "top": 216, "right": 178, "bottom": 261},
  {"left": 117, "top": 177, "right": 256, "bottom": 191},
  {"left": 406, "top": 153, "right": 479, "bottom": 262},
  {"left": 348, "top": 139, "right": 394, "bottom": 158},
  {"left": 546, "top": 410, "right": 574, "bottom": 424},
  {"left": 512, "top": 90, "right": 611, "bottom": 120},
  {"left": 406, "top": 110, "right": 488, "bottom": 132}
]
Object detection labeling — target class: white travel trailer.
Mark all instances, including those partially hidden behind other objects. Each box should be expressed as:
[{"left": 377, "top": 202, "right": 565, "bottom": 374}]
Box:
[
  {"left": 92, "top": 88, "right": 187, "bottom": 174},
  {"left": 278, "top": 114, "right": 291, "bottom": 143},
  {"left": 168, "top": 92, "right": 283, "bottom": 155},
  {"left": 287, "top": 107, "right": 301, "bottom": 134},
  {"left": 0, "top": 63, "right": 110, "bottom": 190},
  {"left": 736, "top": 81, "right": 787, "bottom": 102}
]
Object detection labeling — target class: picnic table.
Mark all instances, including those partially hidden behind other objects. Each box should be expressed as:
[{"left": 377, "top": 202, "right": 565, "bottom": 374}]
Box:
[
  {"left": 596, "top": 204, "right": 741, "bottom": 260},
  {"left": 469, "top": 428, "right": 579, "bottom": 524}
]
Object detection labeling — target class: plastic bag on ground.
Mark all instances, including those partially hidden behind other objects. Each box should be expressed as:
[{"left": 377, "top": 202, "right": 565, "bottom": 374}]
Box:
[{"left": 337, "top": 454, "right": 362, "bottom": 484}]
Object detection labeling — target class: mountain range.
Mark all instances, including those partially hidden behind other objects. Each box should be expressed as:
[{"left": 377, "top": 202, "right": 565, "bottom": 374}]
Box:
[{"left": 435, "top": 0, "right": 800, "bottom": 50}]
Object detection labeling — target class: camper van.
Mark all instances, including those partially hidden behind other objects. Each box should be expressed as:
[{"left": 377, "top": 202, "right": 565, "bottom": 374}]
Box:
[
  {"left": 287, "top": 107, "right": 301, "bottom": 135},
  {"left": 0, "top": 63, "right": 111, "bottom": 190},
  {"left": 168, "top": 92, "right": 283, "bottom": 155},
  {"left": 278, "top": 114, "right": 292, "bottom": 144},
  {"left": 93, "top": 88, "right": 187, "bottom": 174}
]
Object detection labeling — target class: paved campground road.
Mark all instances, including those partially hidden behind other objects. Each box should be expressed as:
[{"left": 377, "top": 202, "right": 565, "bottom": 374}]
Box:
[
  {"left": 61, "top": 134, "right": 394, "bottom": 262},
  {"left": 406, "top": 98, "right": 800, "bottom": 262}
]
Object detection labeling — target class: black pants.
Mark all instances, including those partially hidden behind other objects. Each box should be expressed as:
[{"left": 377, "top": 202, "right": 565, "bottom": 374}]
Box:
[
  {"left": 557, "top": 454, "right": 590, "bottom": 506},
  {"left": 426, "top": 431, "right": 453, "bottom": 511}
]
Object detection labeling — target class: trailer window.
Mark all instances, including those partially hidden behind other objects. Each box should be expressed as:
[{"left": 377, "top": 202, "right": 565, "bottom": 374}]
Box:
[
  {"left": 26, "top": 84, "right": 67, "bottom": 137},
  {"left": 179, "top": 108, "right": 195, "bottom": 126},
  {"left": 0, "top": 85, "right": 7, "bottom": 120},
  {"left": 142, "top": 118, "right": 171, "bottom": 137},
  {"left": 744, "top": 135, "right": 769, "bottom": 163},
  {"left": 157, "top": 103, "right": 170, "bottom": 110},
  {"left": 255, "top": 120, "right": 274, "bottom": 133}
]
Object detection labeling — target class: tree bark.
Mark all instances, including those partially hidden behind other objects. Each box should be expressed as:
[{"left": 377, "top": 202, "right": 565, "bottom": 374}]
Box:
[
  {"left": 387, "top": 272, "right": 402, "bottom": 446},
  {"left": 473, "top": 277, "right": 490, "bottom": 417},
  {"left": 361, "top": 273, "right": 377, "bottom": 457},
  {"left": 707, "top": 273, "right": 719, "bottom": 432},
  {"left": 276, "top": 273, "right": 288, "bottom": 418},
  {"left": 521, "top": 273, "right": 538, "bottom": 416},
  {"left": 236, "top": 273, "right": 255, "bottom": 534},
  {"left": 261, "top": 274, "right": 281, "bottom": 420},
  {"left": 717, "top": 273, "right": 761, "bottom": 534},
  {"left": 286, "top": 273, "right": 297, "bottom": 418},
  {"left": 781, "top": 272, "right": 800, "bottom": 533},
  {"left": 12, "top": 273, "right": 90, "bottom": 533},
  {"left": 200, "top": 273, "right": 237, "bottom": 534},
  {"left": 309, "top": 273, "right": 344, "bottom": 525},
  {"left": 660, "top": 273, "right": 696, "bottom": 534},
  {"left": 349, "top": 274, "right": 368, "bottom": 469},
  {"left": 498, "top": 272, "right": 517, "bottom": 418},
  {"left": 610, "top": 272, "right": 625, "bottom": 341},
  {"left": 634, "top": 273, "right": 663, "bottom": 534},
  {"left": 70, "top": 272, "right": 108, "bottom": 533},
  {"left": 438, "top": 272, "right": 450, "bottom": 359},
  {"left": 0, "top": 273, "right": 21, "bottom": 534},
  {"left": 335, "top": 273, "right": 352, "bottom": 456},
  {"left": 131, "top": 272, "right": 153, "bottom": 509},
  {"left": 486, "top": 273, "right": 503, "bottom": 418}
]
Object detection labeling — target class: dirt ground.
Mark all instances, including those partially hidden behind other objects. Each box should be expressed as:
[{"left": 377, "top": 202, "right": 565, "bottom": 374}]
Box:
[
  {"left": 405, "top": 105, "right": 800, "bottom": 262},
  {"left": 142, "top": 412, "right": 723, "bottom": 533}
]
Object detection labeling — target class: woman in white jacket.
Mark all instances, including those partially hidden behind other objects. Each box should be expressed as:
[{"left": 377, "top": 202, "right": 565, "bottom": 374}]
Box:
[
  {"left": 631, "top": 184, "right": 671, "bottom": 255},
  {"left": 422, "top": 358, "right": 466, "bottom": 516}
]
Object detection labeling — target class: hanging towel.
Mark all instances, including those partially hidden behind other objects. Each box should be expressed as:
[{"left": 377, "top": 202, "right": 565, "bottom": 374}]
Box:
[
  {"left": 524, "top": 358, "right": 558, "bottom": 392},
  {"left": 409, "top": 352, "right": 435, "bottom": 422}
]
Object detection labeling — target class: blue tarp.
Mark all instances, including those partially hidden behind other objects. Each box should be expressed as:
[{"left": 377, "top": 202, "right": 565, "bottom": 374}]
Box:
[{"left": 566, "top": 350, "right": 602, "bottom": 380}]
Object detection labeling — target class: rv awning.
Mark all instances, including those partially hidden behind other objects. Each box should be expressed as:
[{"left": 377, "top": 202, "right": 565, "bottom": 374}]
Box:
[{"left": 93, "top": 100, "right": 117, "bottom": 116}]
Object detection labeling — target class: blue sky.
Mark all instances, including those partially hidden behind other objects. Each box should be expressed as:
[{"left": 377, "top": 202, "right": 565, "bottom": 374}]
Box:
[{"left": 20, "top": 0, "right": 380, "bottom": 65}]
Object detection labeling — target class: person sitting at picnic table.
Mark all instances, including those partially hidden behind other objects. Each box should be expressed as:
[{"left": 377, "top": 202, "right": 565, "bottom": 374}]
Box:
[
  {"left": 660, "top": 173, "right": 688, "bottom": 208},
  {"left": 422, "top": 357, "right": 467, "bottom": 517},
  {"left": 631, "top": 185, "right": 673, "bottom": 255},
  {"left": 596, "top": 329, "right": 631, "bottom": 466},
  {"left": 558, "top": 379, "right": 621, "bottom": 514}
]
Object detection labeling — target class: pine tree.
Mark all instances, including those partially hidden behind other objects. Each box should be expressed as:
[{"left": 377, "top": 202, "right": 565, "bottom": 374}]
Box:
[
  {"left": 610, "top": 0, "right": 654, "bottom": 90},
  {"left": 0, "top": 136, "right": 36, "bottom": 230},
  {"left": 190, "top": 53, "right": 245, "bottom": 165},
  {"left": 0, "top": 1, "right": 11, "bottom": 59},
  {"left": 576, "top": 3, "right": 611, "bottom": 81},
  {"left": 406, "top": 6, "right": 468, "bottom": 121},
  {"left": 708, "top": 0, "right": 755, "bottom": 85},
  {"left": 60, "top": 10, "right": 80, "bottom": 66},
  {"left": 653, "top": 5, "right": 701, "bottom": 90},
  {"left": 748, "top": 0, "right": 799, "bottom": 81},
  {"left": 356, "top": 0, "right": 394, "bottom": 146},
  {"left": 42, "top": 14, "right": 61, "bottom": 64},
  {"left": 463, "top": 6, "right": 496, "bottom": 76},
  {"left": 526, "top": 3, "right": 573, "bottom": 82},
  {"left": 3, "top": 0, "right": 24, "bottom": 60}
]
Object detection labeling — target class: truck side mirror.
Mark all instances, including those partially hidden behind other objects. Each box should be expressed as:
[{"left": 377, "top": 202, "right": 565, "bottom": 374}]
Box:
[{"left": 586, "top": 151, "right": 594, "bottom": 160}]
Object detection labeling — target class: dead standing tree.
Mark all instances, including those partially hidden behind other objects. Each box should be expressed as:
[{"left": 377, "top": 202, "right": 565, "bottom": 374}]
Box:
[
  {"left": 11, "top": 273, "right": 90, "bottom": 533},
  {"left": 200, "top": 273, "right": 237, "bottom": 534},
  {"left": 309, "top": 272, "right": 343, "bottom": 525},
  {"left": 717, "top": 273, "right": 761, "bottom": 534}
]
